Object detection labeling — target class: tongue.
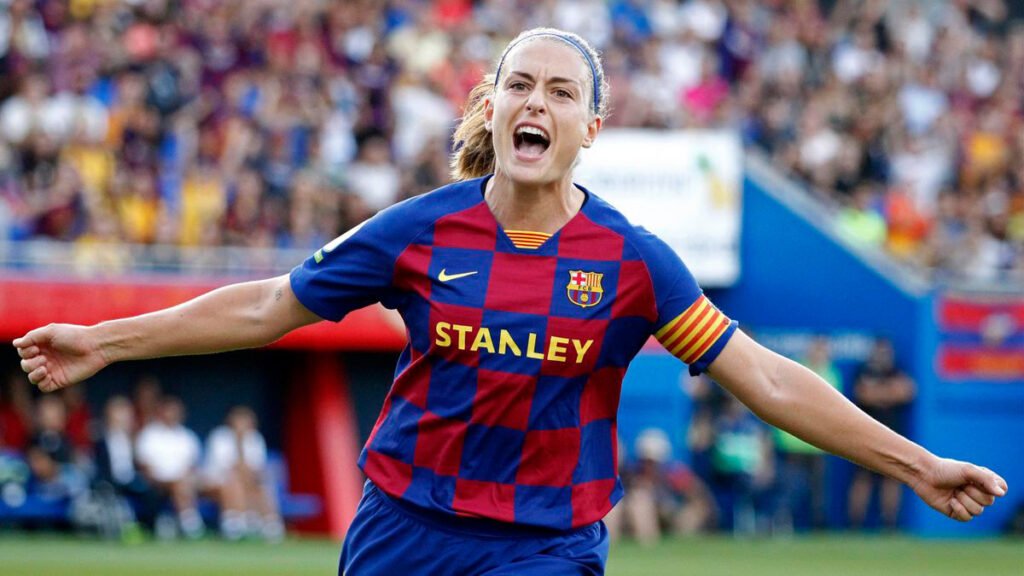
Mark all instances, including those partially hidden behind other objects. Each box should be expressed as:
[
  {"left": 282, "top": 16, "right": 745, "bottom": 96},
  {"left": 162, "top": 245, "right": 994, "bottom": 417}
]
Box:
[{"left": 519, "top": 140, "right": 547, "bottom": 158}]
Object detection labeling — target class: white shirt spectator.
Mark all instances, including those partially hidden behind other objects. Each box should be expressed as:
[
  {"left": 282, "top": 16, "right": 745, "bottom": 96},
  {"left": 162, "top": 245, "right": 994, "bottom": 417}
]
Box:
[
  {"left": 680, "top": 0, "right": 727, "bottom": 43},
  {"left": 391, "top": 82, "right": 455, "bottom": 165},
  {"left": 832, "top": 37, "right": 883, "bottom": 85},
  {"left": 44, "top": 92, "right": 109, "bottom": 143},
  {"left": 203, "top": 425, "right": 267, "bottom": 483},
  {"left": 0, "top": 93, "right": 50, "bottom": 145},
  {"left": 552, "top": 0, "right": 612, "bottom": 49},
  {"left": 0, "top": 7, "right": 50, "bottom": 60},
  {"left": 106, "top": 430, "right": 136, "bottom": 485},
  {"left": 892, "top": 5, "right": 935, "bottom": 63},
  {"left": 136, "top": 421, "right": 201, "bottom": 483},
  {"left": 898, "top": 82, "right": 948, "bottom": 137}
]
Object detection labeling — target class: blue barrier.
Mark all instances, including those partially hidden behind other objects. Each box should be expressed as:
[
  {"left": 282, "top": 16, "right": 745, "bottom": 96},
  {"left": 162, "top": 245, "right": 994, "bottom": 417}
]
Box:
[
  {"left": 617, "top": 157, "right": 1024, "bottom": 537},
  {"left": 711, "top": 157, "right": 1024, "bottom": 536}
]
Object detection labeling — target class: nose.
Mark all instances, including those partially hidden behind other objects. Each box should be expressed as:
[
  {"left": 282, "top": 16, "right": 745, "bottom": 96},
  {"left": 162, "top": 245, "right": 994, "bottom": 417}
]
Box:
[{"left": 525, "top": 89, "right": 546, "bottom": 114}]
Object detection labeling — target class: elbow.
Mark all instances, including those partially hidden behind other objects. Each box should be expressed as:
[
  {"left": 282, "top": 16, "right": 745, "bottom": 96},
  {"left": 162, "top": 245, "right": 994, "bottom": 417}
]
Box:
[{"left": 244, "top": 280, "right": 289, "bottom": 346}]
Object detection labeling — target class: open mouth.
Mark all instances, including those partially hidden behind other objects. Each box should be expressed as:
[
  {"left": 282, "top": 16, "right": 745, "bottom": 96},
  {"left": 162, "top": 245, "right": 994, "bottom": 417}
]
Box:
[{"left": 513, "top": 125, "right": 550, "bottom": 159}]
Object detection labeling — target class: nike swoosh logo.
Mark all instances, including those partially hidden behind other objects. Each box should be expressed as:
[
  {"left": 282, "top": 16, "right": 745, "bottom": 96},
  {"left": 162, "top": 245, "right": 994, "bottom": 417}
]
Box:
[{"left": 438, "top": 269, "right": 478, "bottom": 282}]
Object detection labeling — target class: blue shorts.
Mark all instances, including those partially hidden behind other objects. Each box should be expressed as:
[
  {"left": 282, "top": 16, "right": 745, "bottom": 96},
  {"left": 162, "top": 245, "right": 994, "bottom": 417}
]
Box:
[{"left": 340, "top": 481, "right": 609, "bottom": 575}]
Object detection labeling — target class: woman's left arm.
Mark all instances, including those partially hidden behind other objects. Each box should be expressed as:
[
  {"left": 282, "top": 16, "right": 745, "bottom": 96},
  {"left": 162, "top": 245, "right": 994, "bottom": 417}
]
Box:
[{"left": 706, "top": 330, "right": 1008, "bottom": 521}]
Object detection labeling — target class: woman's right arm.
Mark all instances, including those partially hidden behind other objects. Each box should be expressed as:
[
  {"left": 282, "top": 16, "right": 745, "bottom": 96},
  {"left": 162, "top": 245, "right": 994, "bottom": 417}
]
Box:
[{"left": 13, "top": 274, "right": 322, "bottom": 392}]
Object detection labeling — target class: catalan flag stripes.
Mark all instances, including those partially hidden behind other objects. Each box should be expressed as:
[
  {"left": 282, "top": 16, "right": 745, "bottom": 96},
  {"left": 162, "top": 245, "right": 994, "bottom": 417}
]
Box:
[
  {"left": 505, "top": 230, "right": 551, "bottom": 249},
  {"left": 654, "top": 295, "right": 732, "bottom": 364}
]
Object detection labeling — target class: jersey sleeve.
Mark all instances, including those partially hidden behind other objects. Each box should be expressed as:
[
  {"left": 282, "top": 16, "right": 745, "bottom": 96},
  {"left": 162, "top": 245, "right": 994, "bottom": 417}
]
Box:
[
  {"left": 636, "top": 229, "right": 737, "bottom": 375},
  {"left": 290, "top": 199, "right": 427, "bottom": 321}
]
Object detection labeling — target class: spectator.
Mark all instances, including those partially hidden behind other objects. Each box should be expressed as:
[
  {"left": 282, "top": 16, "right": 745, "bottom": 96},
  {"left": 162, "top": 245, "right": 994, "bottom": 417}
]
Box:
[
  {"left": 345, "top": 134, "right": 401, "bottom": 213},
  {"left": 202, "top": 405, "right": 283, "bottom": 542},
  {"left": 710, "top": 394, "right": 774, "bottom": 536},
  {"left": 0, "top": 372, "right": 32, "bottom": 451},
  {"left": 93, "top": 395, "right": 160, "bottom": 533},
  {"left": 684, "top": 372, "right": 723, "bottom": 484},
  {"left": 26, "top": 395, "right": 87, "bottom": 503},
  {"left": 135, "top": 396, "right": 204, "bottom": 540},
  {"left": 837, "top": 184, "right": 887, "bottom": 248},
  {"left": 59, "top": 385, "right": 92, "bottom": 455},
  {"left": 615, "top": 428, "right": 716, "bottom": 546},
  {"left": 773, "top": 336, "right": 843, "bottom": 532},
  {"left": 848, "top": 338, "right": 917, "bottom": 530},
  {"left": 131, "top": 375, "right": 162, "bottom": 432}
]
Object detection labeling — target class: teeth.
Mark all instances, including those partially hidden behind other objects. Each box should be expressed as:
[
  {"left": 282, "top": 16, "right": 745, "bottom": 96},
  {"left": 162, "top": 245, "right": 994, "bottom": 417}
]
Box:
[{"left": 516, "top": 126, "right": 549, "bottom": 140}]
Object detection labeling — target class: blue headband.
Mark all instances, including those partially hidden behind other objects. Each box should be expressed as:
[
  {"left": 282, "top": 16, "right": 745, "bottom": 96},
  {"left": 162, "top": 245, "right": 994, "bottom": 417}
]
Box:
[{"left": 494, "top": 33, "right": 601, "bottom": 115}]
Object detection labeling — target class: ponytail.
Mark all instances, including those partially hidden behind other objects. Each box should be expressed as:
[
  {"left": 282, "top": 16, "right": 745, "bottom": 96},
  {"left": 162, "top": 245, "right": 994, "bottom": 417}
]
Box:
[{"left": 450, "top": 76, "right": 496, "bottom": 181}]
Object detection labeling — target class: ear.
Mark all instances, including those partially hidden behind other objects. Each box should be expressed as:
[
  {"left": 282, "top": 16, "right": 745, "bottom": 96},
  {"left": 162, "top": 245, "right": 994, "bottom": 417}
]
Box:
[
  {"left": 581, "top": 115, "right": 603, "bottom": 148},
  {"left": 483, "top": 96, "right": 494, "bottom": 132}
]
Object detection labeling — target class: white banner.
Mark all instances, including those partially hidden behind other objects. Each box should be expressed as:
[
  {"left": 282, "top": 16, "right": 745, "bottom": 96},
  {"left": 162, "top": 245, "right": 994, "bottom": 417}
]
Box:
[{"left": 574, "top": 129, "right": 742, "bottom": 287}]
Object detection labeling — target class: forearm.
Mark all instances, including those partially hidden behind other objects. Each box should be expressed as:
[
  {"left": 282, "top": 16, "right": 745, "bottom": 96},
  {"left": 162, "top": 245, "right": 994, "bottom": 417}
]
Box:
[
  {"left": 758, "top": 358, "right": 932, "bottom": 485},
  {"left": 92, "top": 275, "right": 314, "bottom": 363},
  {"left": 708, "top": 332, "right": 936, "bottom": 486}
]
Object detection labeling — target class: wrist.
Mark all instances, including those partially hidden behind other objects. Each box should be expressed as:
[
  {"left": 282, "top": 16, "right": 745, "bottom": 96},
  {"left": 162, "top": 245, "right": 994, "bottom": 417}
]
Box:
[
  {"left": 89, "top": 322, "right": 121, "bottom": 366},
  {"left": 902, "top": 448, "right": 939, "bottom": 490}
]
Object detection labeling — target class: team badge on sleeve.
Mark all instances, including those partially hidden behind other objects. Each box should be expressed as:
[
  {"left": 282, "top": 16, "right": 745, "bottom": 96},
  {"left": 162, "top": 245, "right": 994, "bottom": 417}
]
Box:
[{"left": 566, "top": 270, "right": 604, "bottom": 308}]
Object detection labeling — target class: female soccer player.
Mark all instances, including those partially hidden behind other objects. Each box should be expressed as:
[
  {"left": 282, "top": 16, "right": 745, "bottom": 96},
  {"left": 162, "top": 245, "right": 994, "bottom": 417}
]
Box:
[{"left": 14, "top": 28, "right": 1007, "bottom": 575}]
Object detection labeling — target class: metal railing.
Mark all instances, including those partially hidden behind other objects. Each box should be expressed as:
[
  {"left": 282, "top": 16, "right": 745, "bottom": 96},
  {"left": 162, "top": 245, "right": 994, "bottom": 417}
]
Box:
[{"left": 0, "top": 239, "right": 312, "bottom": 280}]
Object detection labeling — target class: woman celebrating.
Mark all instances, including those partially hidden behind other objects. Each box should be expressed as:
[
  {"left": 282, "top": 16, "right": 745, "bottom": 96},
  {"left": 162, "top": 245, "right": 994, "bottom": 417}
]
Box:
[{"left": 14, "top": 28, "right": 1006, "bottom": 575}]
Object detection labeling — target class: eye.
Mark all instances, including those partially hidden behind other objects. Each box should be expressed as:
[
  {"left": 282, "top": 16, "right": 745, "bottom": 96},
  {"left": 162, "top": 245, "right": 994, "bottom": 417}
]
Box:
[
  {"left": 508, "top": 81, "right": 528, "bottom": 92},
  {"left": 554, "top": 88, "right": 573, "bottom": 99}
]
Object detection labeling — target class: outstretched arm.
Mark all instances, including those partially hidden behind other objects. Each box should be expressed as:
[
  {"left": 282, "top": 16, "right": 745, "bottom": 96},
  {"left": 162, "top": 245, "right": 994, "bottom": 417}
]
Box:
[
  {"left": 13, "top": 274, "right": 321, "bottom": 392},
  {"left": 706, "top": 330, "right": 1008, "bottom": 522}
]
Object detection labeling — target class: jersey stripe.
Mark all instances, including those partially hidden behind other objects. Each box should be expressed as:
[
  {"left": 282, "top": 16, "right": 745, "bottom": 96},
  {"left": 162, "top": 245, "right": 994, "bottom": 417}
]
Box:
[
  {"left": 505, "top": 230, "right": 552, "bottom": 249},
  {"left": 655, "top": 295, "right": 732, "bottom": 365}
]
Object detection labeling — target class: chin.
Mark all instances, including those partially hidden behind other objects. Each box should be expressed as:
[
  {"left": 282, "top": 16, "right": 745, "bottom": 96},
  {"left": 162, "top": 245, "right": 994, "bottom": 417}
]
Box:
[{"left": 506, "top": 163, "right": 548, "bottom": 183}]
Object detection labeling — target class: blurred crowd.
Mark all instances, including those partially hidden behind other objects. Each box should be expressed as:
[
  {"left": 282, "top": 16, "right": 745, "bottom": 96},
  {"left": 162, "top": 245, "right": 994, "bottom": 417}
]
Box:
[
  {"left": 609, "top": 336, "right": 916, "bottom": 542},
  {"left": 1, "top": 0, "right": 1022, "bottom": 281},
  {"left": 0, "top": 373, "right": 283, "bottom": 542},
  {"left": 1, "top": 337, "right": 917, "bottom": 542}
]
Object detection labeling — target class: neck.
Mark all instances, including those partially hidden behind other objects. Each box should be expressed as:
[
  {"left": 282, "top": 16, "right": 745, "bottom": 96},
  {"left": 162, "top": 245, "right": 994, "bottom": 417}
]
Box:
[{"left": 485, "top": 171, "right": 584, "bottom": 233}]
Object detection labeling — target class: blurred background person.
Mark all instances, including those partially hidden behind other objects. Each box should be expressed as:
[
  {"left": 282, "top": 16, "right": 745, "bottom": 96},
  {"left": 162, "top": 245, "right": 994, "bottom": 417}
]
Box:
[
  {"left": 685, "top": 372, "right": 725, "bottom": 486},
  {"left": 202, "top": 405, "right": 283, "bottom": 542},
  {"left": 772, "top": 336, "right": 843, "bottom": 533},
  {"left": 131, "top": 376, "right": 162, "bottom": 433},
  {"left": 0, "top": 371, "right": 32, "bottom": 451},
  {"left": 710, "top": 394, "right": 775, "bottom": 536},
  {"left": 93, "top": 395, "right": 159, "bottom": 535},
  {"left": 135, "top": 396, "right": 204, "bottom": 540},
  {"left": 25, "top": 395, "right": 87, "bottom": 511},
  {"left": 848, "top": 337, "right": 917, "bottom": 530}
]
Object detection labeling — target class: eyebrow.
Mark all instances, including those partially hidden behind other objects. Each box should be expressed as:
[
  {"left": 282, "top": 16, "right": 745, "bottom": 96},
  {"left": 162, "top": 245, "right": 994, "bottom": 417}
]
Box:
[{"left": 506, "top": 71, "right": 583, "bottom": 89}]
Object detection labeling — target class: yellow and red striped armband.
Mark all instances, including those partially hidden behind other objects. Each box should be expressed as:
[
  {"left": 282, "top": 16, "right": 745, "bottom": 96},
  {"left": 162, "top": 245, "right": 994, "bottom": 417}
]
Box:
[{"left": 654, "top": 295, "right": 732, "bottom": 365}]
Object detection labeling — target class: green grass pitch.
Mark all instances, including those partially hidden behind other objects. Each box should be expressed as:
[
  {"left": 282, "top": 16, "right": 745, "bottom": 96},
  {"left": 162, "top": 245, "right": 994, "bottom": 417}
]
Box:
[{"left": 0, "top": 533, "right": 1020, "bottom": 575}]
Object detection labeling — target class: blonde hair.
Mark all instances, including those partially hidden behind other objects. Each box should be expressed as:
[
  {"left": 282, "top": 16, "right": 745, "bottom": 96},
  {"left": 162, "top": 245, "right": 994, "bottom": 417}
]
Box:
[{"left": 450, "top": 28, "right": 609, "bottom": 181}]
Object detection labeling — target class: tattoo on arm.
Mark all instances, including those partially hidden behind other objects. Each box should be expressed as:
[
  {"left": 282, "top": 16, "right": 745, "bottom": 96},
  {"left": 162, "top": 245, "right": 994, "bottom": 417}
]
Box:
[{"left": 275, "top": 288, "right": 283, "bottom": 301}]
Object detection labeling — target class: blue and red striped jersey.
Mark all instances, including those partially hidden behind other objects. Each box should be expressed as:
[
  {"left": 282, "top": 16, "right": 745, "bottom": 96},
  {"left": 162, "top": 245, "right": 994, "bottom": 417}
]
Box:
[{"left": 290, "top": 176, "right": 737, "bottom": 530}]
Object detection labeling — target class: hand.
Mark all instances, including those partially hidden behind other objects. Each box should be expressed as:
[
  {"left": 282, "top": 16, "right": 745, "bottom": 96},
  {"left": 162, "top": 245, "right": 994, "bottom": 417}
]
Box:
[
  {"left": 911, "top": 457, "right": 1008, "bottom": 522},
  {"left": 13, "top": 324, "right": 108, "bottom": 393}
]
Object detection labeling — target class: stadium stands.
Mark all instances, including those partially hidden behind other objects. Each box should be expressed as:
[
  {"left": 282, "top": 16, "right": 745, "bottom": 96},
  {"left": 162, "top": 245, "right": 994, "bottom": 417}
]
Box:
[{"left": 0, "top": 1, "right": 1021, "bottom": 280}]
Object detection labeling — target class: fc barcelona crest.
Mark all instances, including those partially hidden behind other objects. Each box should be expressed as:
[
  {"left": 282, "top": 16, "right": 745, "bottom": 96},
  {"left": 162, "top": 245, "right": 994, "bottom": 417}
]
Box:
[{"left": 567, "top": 270, "right": 604, "bottom": 308}]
